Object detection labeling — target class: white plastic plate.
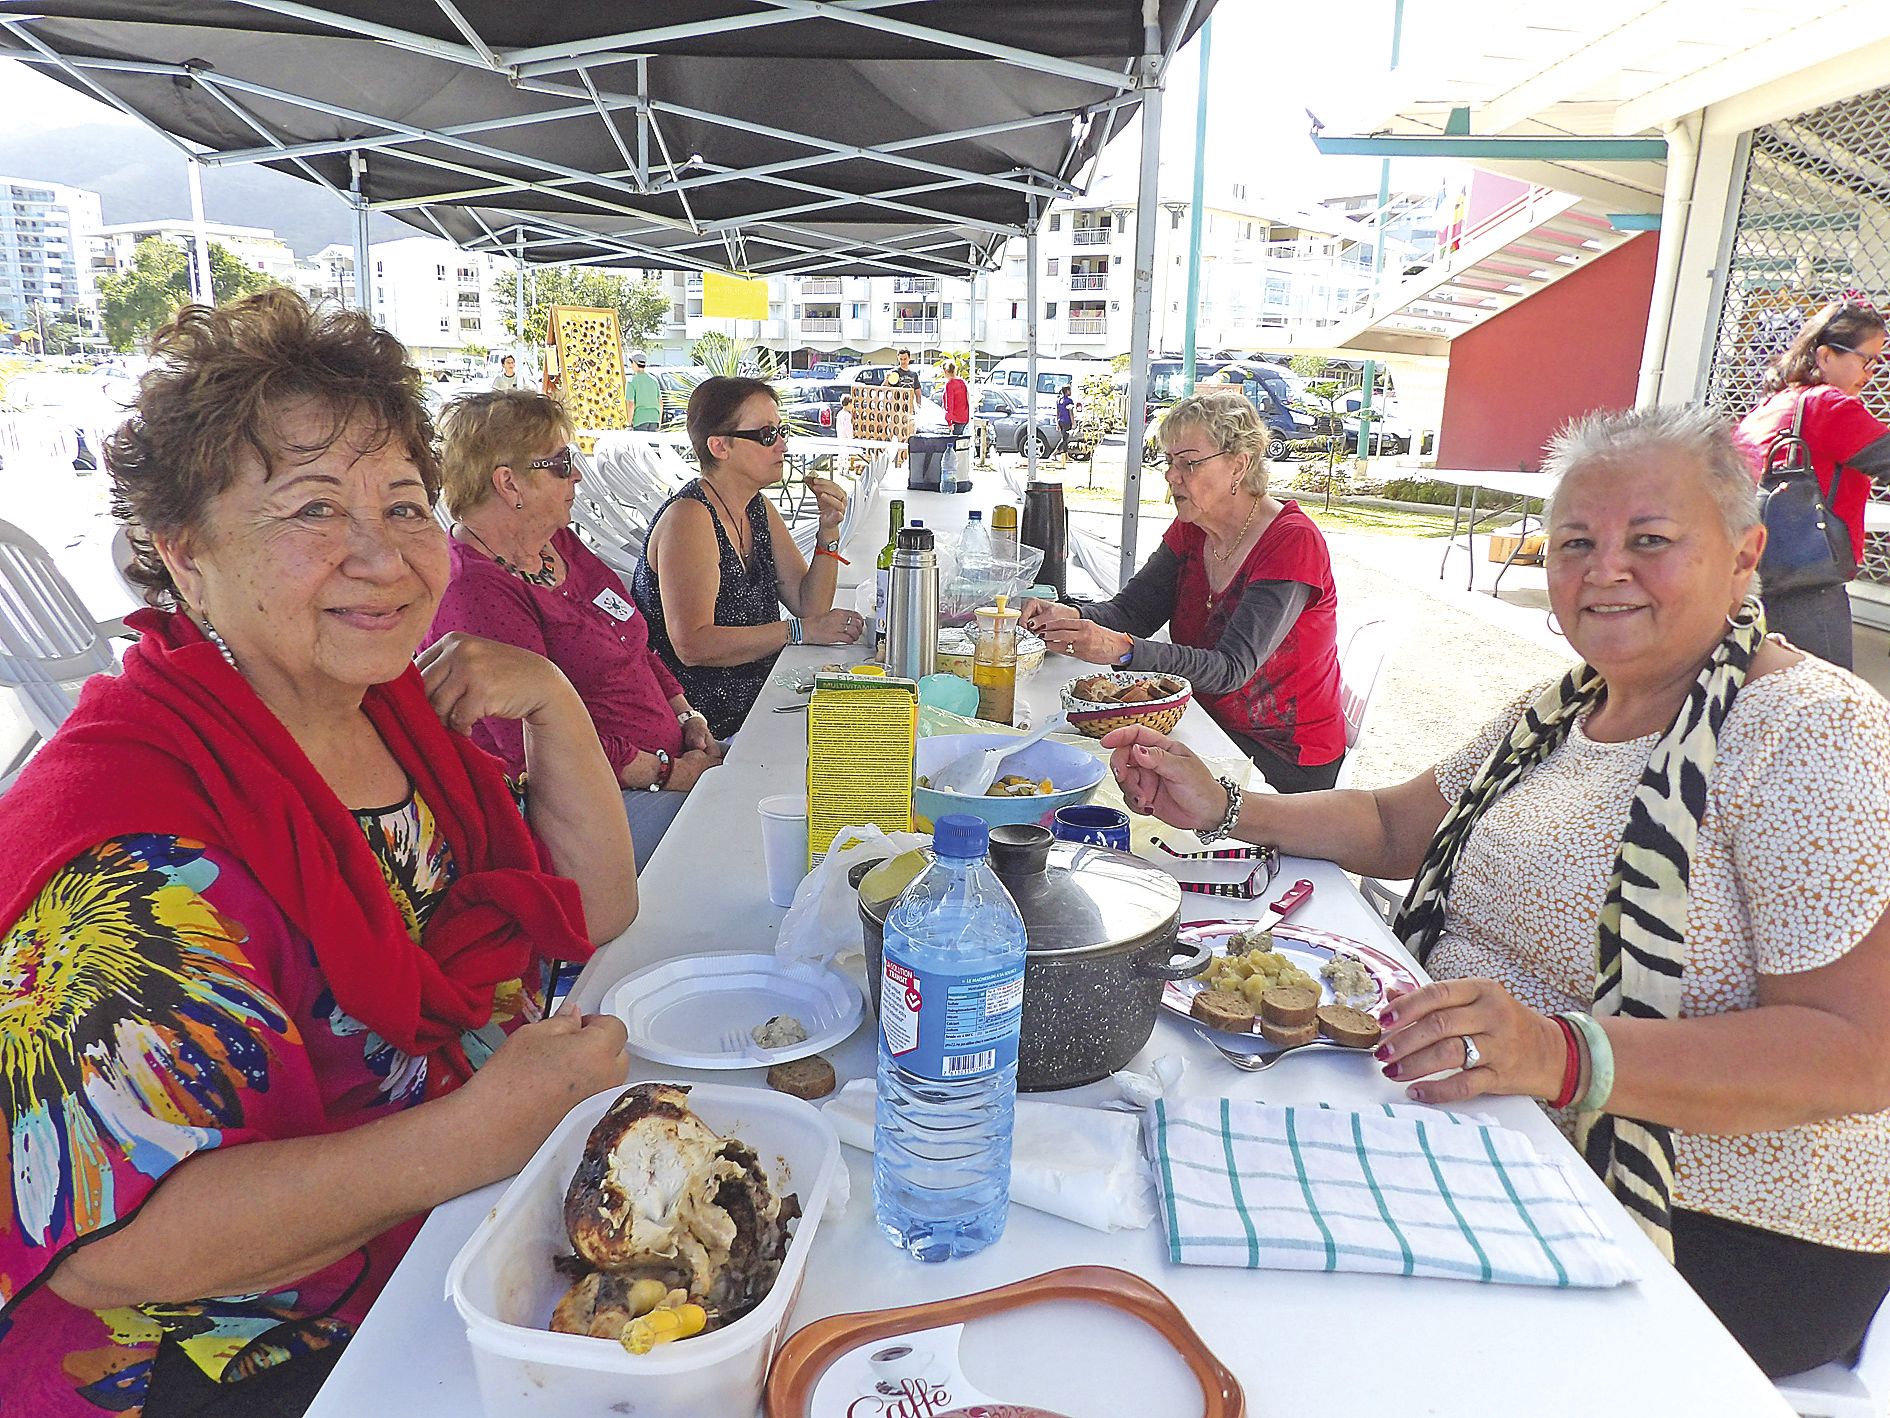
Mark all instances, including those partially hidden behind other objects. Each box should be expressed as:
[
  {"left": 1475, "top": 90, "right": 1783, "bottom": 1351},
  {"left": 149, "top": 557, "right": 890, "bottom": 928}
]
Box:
[{"left": 601, "top": 953, "right": 863, "bottom": 1069}]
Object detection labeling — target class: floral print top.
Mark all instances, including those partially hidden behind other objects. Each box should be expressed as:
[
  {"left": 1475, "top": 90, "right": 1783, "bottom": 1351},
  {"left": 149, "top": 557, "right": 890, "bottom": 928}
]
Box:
[{"left": 0, "top": 787, "right": 543, "bottom": 1416}]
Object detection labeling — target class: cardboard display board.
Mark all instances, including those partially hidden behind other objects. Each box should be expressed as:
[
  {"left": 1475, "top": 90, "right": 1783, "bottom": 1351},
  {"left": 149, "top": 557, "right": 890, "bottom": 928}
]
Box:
[{"left": 548, "top": 305, "right": 628, "bottom": 445}]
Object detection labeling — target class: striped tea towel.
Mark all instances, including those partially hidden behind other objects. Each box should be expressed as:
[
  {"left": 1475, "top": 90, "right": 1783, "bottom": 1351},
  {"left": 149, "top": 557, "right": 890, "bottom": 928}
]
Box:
[{"left": 1149, "top": 1098, "right": 1639, "bottom": 1288}]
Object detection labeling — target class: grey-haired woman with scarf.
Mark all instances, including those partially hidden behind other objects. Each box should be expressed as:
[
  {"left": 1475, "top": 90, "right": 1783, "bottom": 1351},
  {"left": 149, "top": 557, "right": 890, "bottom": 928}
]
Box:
[{"left": 1103, "top": 405, "right": 1890, "bottom": 1379}]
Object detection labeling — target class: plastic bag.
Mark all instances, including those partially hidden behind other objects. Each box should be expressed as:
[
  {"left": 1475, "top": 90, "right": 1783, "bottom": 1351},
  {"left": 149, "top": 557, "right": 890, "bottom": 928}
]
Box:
[
  {"left": 932, "top": 527, "right": 1045, "bottom": 626},
  {"left": 775, "top": 823, "right": 931, "bottom": 973}
]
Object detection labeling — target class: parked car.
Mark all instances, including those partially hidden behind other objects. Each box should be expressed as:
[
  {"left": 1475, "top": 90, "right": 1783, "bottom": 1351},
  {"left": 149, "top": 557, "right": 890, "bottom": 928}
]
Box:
[
  {"left": 778, "top": 378, "right": 851, "bottom": 437},
  {"left": 972, "top": 386, "right": 1066, "bottom": 459},
  {"left": 1333, "top": 393, "right": 1416, "bottom": 456}
]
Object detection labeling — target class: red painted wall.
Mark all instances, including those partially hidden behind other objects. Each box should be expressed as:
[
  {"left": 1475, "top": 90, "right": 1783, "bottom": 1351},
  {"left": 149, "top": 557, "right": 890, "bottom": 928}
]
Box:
[{"left": 1434, "top": 233, "right": 1659, "bottom": 472}]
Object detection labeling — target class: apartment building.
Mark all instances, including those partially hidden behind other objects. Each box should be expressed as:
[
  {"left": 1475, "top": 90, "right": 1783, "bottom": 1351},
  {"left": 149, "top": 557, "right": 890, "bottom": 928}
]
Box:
[
  {"left": 367, "top": 235, "right": 508, "bottom": 362},
  {"left": 0, "top": 175, "right": 102, "bottom": 333},
  {"left": 94, "top": 218, "right": 297, "bottom": 286},
  {"left": 666, "top": 174, "right": 1430, "bottom": 365}
]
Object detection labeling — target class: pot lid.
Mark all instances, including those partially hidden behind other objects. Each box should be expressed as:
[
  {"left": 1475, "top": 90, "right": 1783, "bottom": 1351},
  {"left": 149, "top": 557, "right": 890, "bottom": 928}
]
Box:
[{"left": 859, "top": 825, "right": 1179, "bottom": 957}]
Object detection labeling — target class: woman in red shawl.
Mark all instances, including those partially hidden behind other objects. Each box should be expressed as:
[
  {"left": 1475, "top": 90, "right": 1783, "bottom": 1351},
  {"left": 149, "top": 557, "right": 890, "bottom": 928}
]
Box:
[{"left": 0, "top": 290, "right": 635, "bottom": 1417}]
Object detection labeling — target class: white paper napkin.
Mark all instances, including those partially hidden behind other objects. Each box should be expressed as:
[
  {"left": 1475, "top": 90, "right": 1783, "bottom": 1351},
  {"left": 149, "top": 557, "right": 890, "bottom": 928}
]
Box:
[{"left": 822, "top": 1079, "right": 1155, "bottom": 1233}]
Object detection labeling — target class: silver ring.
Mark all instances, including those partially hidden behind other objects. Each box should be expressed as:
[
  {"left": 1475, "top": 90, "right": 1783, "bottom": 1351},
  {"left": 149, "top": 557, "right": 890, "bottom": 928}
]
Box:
[{"left": 1461, "top": 1035, "right": 1484, "bottom": 1070}]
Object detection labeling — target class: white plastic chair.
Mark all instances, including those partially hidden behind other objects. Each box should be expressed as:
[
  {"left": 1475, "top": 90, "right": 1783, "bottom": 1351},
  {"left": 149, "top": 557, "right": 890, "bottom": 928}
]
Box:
[
  {"left": 568, "top": 450, "right": 648, "bottom": 575},
  {"left": 1333, "top": 618, "right": 1395, "bottom": 790},
  {"left": 1067, "top": 522, "right": 1122, "bottom": 597},
  {"left": 0, "top": 517, "right": 121, "bottom": 742},
  {"left": 1774, "top": 1292, "right": 1890, "bottom": 1418}
]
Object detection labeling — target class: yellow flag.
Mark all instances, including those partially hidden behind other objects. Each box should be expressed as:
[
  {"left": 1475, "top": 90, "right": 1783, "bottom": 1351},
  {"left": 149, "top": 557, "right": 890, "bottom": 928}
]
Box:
[{"left": 701, "top": 270, "right": 770, "bottom": 320}]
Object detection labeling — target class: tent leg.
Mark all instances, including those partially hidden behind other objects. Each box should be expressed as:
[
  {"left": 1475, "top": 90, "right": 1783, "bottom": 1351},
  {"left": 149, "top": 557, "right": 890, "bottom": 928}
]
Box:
[
  {"left": 350, "top": 150, "right": 372, "bottom": 317},
  {"left": 1026, "top": 202, "right": 1040, "bottom": 484},
  {"left": 187, "top": 157, "right": 215, "bottom": 305},
  {"left": 1120, "top": 0, "right": 1165, "bottom": 585}
]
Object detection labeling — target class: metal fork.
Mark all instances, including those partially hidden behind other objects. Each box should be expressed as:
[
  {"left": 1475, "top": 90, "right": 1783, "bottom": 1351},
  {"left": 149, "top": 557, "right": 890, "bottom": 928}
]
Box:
[{"left": 1208, "top": 1036, "right": 1357, "bottom": 1071}]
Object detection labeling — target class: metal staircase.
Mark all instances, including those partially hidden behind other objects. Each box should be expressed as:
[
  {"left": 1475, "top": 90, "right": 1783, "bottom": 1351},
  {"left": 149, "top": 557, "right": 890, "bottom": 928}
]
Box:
[{"left": 1284, "top": 188, "right": 1641, "bottom": 358}]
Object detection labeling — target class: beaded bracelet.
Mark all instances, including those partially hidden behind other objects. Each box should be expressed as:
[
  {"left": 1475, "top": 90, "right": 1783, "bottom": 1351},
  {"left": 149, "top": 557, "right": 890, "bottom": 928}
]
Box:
[{"left": 1558, "top": 1010, "right": 1616, "bottom": 1113}]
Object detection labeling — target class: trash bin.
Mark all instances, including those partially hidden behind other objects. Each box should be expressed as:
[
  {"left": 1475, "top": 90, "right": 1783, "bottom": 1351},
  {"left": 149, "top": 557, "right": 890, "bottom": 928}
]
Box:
[{"left": 907, "top": 433, "right": 953, "bottom": 491}]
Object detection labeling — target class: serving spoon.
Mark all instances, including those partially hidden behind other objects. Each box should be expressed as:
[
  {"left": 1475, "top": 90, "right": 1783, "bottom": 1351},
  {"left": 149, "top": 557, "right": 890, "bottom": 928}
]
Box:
[{"left": 928, "top": 711, "right": 1070, "bottom": 797}]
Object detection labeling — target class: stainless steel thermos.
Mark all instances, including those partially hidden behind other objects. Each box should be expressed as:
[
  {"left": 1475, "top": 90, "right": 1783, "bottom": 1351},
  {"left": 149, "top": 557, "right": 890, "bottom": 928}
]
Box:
[{"left": 884, "top": 523, "right": 938, "bottom": 681}]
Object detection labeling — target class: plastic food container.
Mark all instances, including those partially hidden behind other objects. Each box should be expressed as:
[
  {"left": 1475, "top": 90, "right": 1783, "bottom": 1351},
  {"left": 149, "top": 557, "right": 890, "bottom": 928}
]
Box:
[
  {"left": 913, "top": 732, "right": 1105, "bottom": 829},
  {"left": 446, "top": 1081, "right": 843, "bottom": 1418}
]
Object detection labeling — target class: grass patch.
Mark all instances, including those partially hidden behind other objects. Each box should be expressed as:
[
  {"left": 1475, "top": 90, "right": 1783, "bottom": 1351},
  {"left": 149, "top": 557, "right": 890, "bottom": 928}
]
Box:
[{"left": 1296, "top": 501, "right": 1457, "bottom": 537}]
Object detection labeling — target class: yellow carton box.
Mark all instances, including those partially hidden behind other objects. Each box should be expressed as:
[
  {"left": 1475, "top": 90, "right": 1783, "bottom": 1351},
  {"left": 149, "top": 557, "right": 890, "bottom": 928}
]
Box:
[{"left": 806, "top": 672, "right": 917, "bottom": 867}]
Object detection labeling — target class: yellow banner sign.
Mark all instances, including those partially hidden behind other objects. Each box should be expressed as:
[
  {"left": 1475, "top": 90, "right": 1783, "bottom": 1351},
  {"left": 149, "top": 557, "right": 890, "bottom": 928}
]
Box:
[{"left": 701, "top": 270, "right": 770, "bottom": 321}]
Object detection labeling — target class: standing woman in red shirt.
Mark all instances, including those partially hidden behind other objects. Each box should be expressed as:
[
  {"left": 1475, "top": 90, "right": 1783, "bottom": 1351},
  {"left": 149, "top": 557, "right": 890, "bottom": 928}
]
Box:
[
  {"left": 1021, "top": 389, "right": 1345, "bottom": 792},
  {"left": 1736, "top": 299, "right": 1890, "bottom": 669},
  {"left": 942, "top": 360, "right": 971, "bottom": 436}
]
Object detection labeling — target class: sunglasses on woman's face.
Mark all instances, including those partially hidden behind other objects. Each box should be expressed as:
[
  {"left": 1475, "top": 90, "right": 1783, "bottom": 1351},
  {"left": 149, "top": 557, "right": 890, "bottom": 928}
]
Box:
[
  {"left": 526, "top": 446, "right": 579, "bottom": 479},
  {"left": 720, "top": 424, "right": 789, "bottom": 447}
]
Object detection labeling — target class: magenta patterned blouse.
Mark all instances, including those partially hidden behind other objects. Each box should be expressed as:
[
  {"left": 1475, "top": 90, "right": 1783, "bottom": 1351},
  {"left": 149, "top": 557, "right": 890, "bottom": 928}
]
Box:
[{"left": 426, "top": 528, "right": 686, "bottom": 777}]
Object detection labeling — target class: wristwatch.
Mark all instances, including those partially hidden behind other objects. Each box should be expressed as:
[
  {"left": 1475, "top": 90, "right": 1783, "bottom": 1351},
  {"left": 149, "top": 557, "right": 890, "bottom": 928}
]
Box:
[
  {"left": 647, "top": 748, "right": 673, "bottom": 793},
  {"left": 816, "top": 534, "right": 841, "bottom": 555},
  {"left": 676, "top": 708, "right": 706, "bottom": 729}
]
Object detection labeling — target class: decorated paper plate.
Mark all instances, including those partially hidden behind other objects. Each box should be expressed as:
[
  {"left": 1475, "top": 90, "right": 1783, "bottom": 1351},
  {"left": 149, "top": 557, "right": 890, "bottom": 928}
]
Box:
[{"left": 1159, "top": 920, "right": 1421, "bottom": 1038}]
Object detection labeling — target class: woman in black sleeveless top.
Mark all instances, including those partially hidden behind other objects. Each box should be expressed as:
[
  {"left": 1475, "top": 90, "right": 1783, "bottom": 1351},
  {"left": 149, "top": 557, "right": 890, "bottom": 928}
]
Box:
[{"left": 632, "top": 377, "right": 863, "bottom": 738}]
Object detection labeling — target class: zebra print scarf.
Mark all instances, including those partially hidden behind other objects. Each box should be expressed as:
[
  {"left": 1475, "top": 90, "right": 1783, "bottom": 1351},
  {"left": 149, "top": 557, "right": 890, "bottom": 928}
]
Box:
[{"left": 1395, "top": 598, "right": 1765, "bottom": 1259}]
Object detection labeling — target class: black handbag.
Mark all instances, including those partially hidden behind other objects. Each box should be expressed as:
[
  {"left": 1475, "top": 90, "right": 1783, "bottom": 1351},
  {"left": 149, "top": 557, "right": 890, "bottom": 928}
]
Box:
[{"left": 1757, "top": 392, "right": 1854, "bottom": 594}]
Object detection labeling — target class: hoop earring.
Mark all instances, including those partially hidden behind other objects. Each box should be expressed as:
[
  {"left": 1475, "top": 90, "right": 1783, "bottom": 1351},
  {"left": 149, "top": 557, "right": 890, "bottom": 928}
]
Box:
[{"left": 1546, "top": 611, "right": 1564, "bottom": 638}]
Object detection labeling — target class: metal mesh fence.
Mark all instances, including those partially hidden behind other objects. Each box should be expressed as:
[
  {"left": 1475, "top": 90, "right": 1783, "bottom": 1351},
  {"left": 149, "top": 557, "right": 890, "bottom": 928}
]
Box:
[{"left": 1704, "top": 82, "right": 1890, "bottom": 587}]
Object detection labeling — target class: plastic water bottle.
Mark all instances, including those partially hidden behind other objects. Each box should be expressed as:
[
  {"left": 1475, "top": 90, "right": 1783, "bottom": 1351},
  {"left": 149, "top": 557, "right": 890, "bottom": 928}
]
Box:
[{"left": 874, "top": 814, "right": 1027, "bottom": 1261}]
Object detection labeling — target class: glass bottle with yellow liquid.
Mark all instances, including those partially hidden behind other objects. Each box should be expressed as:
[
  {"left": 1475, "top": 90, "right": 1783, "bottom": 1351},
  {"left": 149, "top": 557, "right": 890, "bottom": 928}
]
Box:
[{"left": 971, "top": 594, "right": 1021, "bottom": 726}]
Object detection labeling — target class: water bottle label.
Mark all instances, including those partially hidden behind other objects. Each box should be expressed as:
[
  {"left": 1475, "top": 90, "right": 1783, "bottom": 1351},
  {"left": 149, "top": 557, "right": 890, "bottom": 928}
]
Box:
[{"left": 880, "top": 951, "right": 1024, "bottom": 1082}]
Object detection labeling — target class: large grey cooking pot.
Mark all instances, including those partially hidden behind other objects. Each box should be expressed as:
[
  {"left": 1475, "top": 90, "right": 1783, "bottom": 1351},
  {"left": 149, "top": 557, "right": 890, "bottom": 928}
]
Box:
[{"left": 853, "top": 823, "right": 1204, "bottom": 1091}]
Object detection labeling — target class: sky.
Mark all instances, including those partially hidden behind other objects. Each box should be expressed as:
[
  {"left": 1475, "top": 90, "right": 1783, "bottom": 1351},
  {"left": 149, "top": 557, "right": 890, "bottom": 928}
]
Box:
[{"left": 0, "top": 3, "right": 1466, "bottom": 245}]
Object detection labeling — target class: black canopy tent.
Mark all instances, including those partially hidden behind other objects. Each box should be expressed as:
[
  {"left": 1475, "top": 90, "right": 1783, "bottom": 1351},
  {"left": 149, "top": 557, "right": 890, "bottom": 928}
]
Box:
[{"left": 0, "top": 0, "right": 1214, "bottom": 569}]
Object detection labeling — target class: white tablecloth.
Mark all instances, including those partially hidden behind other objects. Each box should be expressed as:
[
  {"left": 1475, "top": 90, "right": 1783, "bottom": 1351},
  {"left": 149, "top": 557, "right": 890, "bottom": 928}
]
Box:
[{"left": 304, "top": 471, "right": 1785, "bottom": 1418}]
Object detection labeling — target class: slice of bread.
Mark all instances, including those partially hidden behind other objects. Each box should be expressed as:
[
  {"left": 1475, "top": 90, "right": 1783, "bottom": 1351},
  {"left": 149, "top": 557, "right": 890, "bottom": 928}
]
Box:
[
  {"left": 1259, "top": 1018, "right": 1318, "bottom": 1049},
  {"left": 766, "top": 1054, "right": 837, "bottom": 1100},
  {"left": 1316, "top": 1005, "right": 1383, "bottom": 1049},
  {"left": 1259, "top": 984, "right": 1320, "bottom": 1029},
  {"left": 1190, "top": 987, "right": 1255, "bottom": 1032}
]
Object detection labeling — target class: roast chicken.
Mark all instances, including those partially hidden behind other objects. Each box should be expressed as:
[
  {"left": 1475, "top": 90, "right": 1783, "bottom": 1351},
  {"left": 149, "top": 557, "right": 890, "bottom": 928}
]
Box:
[{"left": 550, "top": 1083, "right": 799, "bottom": 1338}]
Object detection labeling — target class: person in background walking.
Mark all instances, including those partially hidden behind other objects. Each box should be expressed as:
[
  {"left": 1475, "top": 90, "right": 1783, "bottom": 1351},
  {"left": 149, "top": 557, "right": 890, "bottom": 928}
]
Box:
[
  {"left": 625, "top": 350, "right": 662, "bottom": 431},
  {"left": 942, "top": 361, "right": 970, "bottom": 437},
  {"left": 1735, "top": 298, "right": 1890, "bottom": 669},
  {"left": 1054, "top": 385, "right": 1075, "bottom": 463}
]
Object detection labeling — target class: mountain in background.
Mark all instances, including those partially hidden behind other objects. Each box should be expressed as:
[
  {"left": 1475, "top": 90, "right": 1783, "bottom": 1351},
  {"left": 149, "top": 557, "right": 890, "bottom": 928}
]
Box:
[{"left": 0, "top": 121, "right": 409, "bottom": 256}]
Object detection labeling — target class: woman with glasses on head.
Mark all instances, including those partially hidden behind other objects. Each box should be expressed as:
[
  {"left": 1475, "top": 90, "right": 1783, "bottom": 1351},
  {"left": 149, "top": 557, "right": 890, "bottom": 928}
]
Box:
[
  {"left": 1019, "top": 388, "right": 1345, "bottom": 792},
  {"left": 427, "top": 390, "right": 720, "bottom": 872},
  {"left": 1735, "top": 298, "right": 1890, "bottom": 669},
  {"left": 632, "top": 376, "right": 862, "bottom": 739}
]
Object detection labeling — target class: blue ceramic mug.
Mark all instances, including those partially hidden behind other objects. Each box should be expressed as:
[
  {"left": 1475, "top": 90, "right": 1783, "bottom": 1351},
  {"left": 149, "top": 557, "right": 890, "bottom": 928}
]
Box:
[{"left": 1051, "top": 804, "right": 1132, "bottom": 851}]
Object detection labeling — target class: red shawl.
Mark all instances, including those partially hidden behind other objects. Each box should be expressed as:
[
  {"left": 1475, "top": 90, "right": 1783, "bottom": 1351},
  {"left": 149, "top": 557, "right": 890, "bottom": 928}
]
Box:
[{"left": 0, "top": 609, "right": 590, "bottom": 1088}]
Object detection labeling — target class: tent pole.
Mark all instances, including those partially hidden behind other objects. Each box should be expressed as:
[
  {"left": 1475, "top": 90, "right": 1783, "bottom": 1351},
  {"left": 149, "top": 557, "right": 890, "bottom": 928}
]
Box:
[
  {"left": 349, "top": 150, "right": 372, "bottom": 316},
  {"left": 186, "top": 156, "right": 215, "bottom": 304},
  {"left": 515, "top": 235, "right": 526, "bottom": 346},
  {"left": 1181, "top": 16, "right": 1211, "bottom": 397},
  {"left": 1026, "top": 201, "right": 1040, "bottom": 483},
  {"left": 1120, "top": 0, "right": 1165, "bottom": 585},
  {"left": 968, "top": 251, "right": 979, "bottom": 384}
]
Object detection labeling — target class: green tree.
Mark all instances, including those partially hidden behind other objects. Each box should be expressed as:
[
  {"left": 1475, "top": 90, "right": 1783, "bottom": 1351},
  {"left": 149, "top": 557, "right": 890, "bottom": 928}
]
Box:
[
  {"left": 98, "top": 237, "right": 279, "bottom": 350},
  {"left": 491, "top": 267, "right": 670, "bottom": 350}
]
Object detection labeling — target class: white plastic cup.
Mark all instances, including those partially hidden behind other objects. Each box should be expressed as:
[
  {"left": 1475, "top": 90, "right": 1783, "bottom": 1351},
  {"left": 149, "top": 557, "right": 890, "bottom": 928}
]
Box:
[{"left": 758, "top": 793, "right": 810, "bottom": 908}]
